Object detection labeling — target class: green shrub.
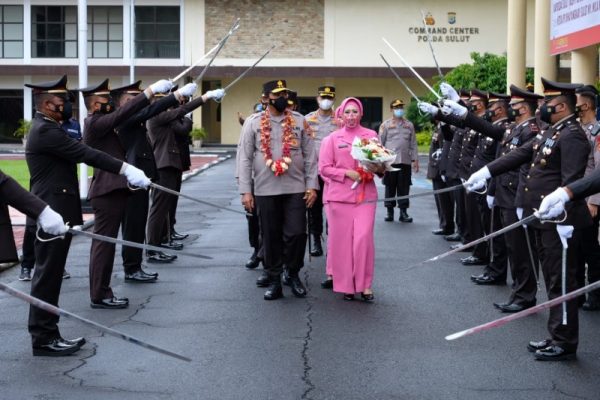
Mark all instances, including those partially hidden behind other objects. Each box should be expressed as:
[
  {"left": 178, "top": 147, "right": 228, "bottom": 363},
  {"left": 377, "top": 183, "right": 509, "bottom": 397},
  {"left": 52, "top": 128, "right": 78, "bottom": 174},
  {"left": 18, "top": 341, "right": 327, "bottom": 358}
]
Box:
[{"left": 416, "top": 131, "right": 432, "bottom": 147}]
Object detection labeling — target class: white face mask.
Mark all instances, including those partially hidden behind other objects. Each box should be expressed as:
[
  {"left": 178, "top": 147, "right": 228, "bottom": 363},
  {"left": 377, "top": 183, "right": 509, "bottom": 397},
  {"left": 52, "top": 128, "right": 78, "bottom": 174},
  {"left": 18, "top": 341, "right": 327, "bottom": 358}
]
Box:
[{"left": 319, "top": 99, "right": 334, "bottom": 111}]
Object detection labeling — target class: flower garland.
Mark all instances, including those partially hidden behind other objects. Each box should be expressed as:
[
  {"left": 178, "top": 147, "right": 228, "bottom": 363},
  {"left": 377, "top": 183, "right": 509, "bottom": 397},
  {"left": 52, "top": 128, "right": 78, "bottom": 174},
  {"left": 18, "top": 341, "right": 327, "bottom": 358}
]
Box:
[{"left": 260, "top": 108, "right": 296, "bottom": 176}]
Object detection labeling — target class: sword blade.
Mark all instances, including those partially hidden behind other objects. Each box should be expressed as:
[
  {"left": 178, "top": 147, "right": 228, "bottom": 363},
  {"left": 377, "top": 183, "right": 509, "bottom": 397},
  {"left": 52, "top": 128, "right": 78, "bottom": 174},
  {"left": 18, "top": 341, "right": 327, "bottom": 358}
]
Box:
[
  {"left": 0, "top": 282, "right": 191, "bottom": 362},
  {"left": 68, "top": 228, "right": 212, "bottom": 260},
  {"left": 150, "top": 182, "right": 246, "bottom": 215},
  {"left": 382, "top": 37, "right": 441, "bottom": 99},
  {"left": 171, "top": 42, "right": 221, "bottom": 82},
  {"left": 223, "top": 45, "right": 276, "bottom": 93},
  {"left": 379, "top": 54, "right": 421, "bottom": 102},
  {"left": 419, "top": 9, "right": 444, "bottom": 80},
  {"left": 523, "top": 226, "right": 541, "bottom": 288},
  {"left": 365, "top": 183, "right": 463, "bottom": 204},
  {"left": 445, "top": 280, "right": 600, "bottom": 341},
  {"left": 194, "top": 18, "right": 241, "bottom": 84}
]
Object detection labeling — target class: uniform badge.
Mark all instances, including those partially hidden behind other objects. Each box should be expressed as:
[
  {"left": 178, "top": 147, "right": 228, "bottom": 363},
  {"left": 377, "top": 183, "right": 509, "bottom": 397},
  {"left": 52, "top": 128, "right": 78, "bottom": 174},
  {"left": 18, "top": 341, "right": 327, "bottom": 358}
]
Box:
[{"left": 540, "top": 159, "right": 547, "bottom": 166}]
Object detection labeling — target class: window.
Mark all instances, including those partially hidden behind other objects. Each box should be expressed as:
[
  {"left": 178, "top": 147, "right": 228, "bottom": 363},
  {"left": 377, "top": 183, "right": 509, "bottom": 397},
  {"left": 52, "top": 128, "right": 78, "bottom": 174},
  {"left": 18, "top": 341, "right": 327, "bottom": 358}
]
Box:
[
  {"left": 31, "top": 6, "right": 77, "bottom": 58},
  {"left": 0, "top": 5, "right": 23, "bottom": 58},
  {"left": 0, "top": 90, "right": 23, "bottom": 143},
  {"left": 135, "top": 6, "right": 179, "bottom": 58},
  {"left": 88, "top": 6, "right": 123, "bottom": 58}
]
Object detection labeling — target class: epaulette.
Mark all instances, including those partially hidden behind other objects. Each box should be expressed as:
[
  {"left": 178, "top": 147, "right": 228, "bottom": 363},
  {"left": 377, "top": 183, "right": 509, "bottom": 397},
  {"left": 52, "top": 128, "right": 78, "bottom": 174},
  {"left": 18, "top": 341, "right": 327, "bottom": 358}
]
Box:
[
  {"left": 291, "top": 110, "right": 304, "bottom": 119},
  {"left": 246, "top": 112, "right": 262, "bottom": 123},
  {"left": 529, "top": 122, "right": 540, "bottom": 133}
]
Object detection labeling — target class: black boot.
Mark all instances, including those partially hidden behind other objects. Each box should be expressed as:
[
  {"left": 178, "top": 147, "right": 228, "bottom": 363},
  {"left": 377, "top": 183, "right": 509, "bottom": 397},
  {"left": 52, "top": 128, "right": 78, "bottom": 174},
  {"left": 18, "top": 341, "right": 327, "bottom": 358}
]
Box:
[
  {"left": 384, "top": 207, "right": 394, "bottom": 222},
  {"left": 288, "top": 272, "right": 307, "bottom": 298},
  {"left": 310, "top": 234, "right": 323, "bottom": 257},
  {"left": 583, "top": 291, "right": 600, "bottom": 311},
  {"left": 256, "top": 270, "right": 270, "bottom": 287},
  {"left": 264, "top": 275, "right": 283, "bottom": 300},
  {"left": 399, "top": 208, "right": 413, "bottom": 223},
  {"left": 245, "top": 248, "right": 261, "bottom": 269}
]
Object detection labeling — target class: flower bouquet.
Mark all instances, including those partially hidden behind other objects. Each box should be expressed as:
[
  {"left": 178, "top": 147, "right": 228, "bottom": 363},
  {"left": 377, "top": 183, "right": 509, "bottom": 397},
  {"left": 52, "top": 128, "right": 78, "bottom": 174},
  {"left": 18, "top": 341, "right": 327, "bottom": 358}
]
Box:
[{"left": 350, "top": 137, "right": 397, "bottom": 190}]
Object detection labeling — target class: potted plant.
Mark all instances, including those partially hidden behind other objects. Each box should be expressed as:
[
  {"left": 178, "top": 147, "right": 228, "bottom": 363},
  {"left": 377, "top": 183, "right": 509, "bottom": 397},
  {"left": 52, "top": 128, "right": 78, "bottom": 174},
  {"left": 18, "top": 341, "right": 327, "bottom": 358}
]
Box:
[
  {"left": 13, "top": 118, "right": 32, "bottom": 146},
  {"left": 191, "top": 127, "right": 207, "bottom": 149}
]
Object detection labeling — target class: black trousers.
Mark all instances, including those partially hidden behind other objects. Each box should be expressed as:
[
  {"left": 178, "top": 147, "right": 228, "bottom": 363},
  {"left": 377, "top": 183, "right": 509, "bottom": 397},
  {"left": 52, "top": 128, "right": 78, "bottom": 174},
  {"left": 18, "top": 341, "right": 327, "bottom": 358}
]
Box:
[
  {"left": 384, "top": 163, "right": 411, "bottom": 209},
  {"left": 432, "top": 177, "right": 455, "bottom": 233},
  {"left": 89, "top": 190, "right": 129, "bottom": 302},
  {"left": 464, "top": 191, "right": 488, "bottom": 260},
  {"left": 167, "top": 170, "right": 184, "bottom": 238},
  {"left": 255, "top": 193, "right": 307, "bottom": 278},
  {"left": 475, "top": 195, "right": 508, "bottom": 281},
  {"left": 122, "top": 188, "right": 149, "bottom": 273},
  {"left": 28, "top": 232, "right": 72, "bottom": 346},
  {"left": 447, "top": 177, "right": 466, "bottom": 237},
  {"left": 534, "top": 227, "right": 581, "bottom": 351},
  {"left": 21, "top": 221, "right": 36, "bottom": 269},
  {"left": 147, "top": 167, "right": 179, "bottom": 246},
  {"left": 579, "top": 215, "right": 600, "bottom": 298},
  {"left": 499, "top": 207, "right": 538, "bottom": 305},
  {"left": 247, "top": 208, "right": 261, "bottom": 250},
  {"left": 308, "top": 176, "right": 325, "bottom": 236}
]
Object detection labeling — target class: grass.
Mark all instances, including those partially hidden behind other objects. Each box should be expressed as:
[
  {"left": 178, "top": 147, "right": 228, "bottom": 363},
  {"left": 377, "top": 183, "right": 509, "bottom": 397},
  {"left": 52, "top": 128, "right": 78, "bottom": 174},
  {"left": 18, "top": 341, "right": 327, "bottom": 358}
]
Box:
[{"left": 0, "top": 159, "right": 92, "bottom": 189}]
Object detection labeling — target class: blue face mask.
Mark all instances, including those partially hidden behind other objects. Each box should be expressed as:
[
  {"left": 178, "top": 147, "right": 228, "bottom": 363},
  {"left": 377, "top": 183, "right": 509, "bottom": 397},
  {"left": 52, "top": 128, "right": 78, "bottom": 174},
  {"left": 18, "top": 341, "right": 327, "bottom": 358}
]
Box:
[{"left": 393, "top": 109, "right": 405, "bottom": 118}]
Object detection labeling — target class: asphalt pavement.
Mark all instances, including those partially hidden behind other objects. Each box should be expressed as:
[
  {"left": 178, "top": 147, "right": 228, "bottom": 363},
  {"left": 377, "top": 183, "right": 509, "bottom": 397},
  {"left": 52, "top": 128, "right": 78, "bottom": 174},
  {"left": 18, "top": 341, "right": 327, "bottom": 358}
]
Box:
[{"left": 1, "top": 155, "right": 599, "bottom": 400}]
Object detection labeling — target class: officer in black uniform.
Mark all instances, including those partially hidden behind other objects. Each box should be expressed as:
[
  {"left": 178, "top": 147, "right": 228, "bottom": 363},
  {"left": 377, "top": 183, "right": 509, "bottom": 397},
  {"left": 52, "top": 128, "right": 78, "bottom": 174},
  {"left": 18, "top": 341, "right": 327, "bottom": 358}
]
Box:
[
  {"left": 466, "top": 78, "right": 590, "bottom": 361},
  {"left": 427, "top": 121, "right": 455, "bottom": 235},
  {"left": 25, "top": 76, "right": 152, "bottom": 356}
]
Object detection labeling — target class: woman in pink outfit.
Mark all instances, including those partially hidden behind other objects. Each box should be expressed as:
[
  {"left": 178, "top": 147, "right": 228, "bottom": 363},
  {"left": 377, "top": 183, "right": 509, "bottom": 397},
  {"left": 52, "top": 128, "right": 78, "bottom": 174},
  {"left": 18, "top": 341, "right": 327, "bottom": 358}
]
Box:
[{"left": 319, "top": 97, "right": 384, "bottom": 301}]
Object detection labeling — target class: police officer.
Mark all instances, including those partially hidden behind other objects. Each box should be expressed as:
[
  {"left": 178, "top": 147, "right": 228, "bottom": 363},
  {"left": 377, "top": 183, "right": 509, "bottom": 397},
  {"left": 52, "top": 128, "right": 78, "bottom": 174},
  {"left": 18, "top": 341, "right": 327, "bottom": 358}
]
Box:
[
  {"left": 466, "top": 78, "right": 590, "bottom": 361},
  {"left": 379, "top": 99, "right": 418, "bottom": 223},
  {"left": 238, "top": 80, "right": 318, "bottom": 300},
  {"left": 25, "top": 75, "right": 151, "bottom": 356},
  {"left": 574, "top": 85, "right": 600, "bottom": 311},
  {"left": 305, "top": 86, "right": 338, "bottom": 261},
  {"left": 427, "top": 120, "right": 455, "bottom": 235}
]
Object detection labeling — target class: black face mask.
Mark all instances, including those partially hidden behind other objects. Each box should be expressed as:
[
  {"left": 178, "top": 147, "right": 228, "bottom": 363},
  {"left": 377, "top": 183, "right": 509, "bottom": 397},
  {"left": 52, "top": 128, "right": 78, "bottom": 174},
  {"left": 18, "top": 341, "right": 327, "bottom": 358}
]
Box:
[
  {"left": 539, "top": 104, "right": 556, "bottom": 124},
  {"left": 61, "top": 101, "right": 73, "bottom": 120},
  {"left": 97, "top": 99, "right": 115, "bottom": 114},
  {"left": 269, "top": 96, "right": 288, "bottom": 113},
  {"left": 508, "top": 107, "right": 523, "bottom": 122},
  {"left": 483, "top": 109, "right": 495, "bottom": 122}
]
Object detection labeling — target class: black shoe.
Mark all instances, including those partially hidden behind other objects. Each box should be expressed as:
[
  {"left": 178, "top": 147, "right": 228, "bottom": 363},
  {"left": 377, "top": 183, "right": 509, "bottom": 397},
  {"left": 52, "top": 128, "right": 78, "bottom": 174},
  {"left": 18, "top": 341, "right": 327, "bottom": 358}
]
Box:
[
  {"left": 160, "top": 241, "right": 183, "bottom": 250},
  {"left": 384, "top": 208, "right": 394, "bottom": 222},
  {"left": 264, "top": 279, "right": 283, "bottom": 300},
  {"left": 473, "top": 274, "right": 505, "bottom": 285},
  {"left": 140, "top": 267, "right": 158, "bottom": 278},
  {"left": 62, "top": 270, "right": 71, "bottom": 279},
  {"left": 451, "top": 244, "right": 470, "bottom": 252},
  {"left": 343, "top": 294, "right": 355, "bottom": 301},
  {"left": 256, "top": 271, "right": 270, "bottom": 287},
  {"left": 170, "top": 230, "right": 189, "bottom": 241},
  {"left": 58, "top": 337, "right": 86, "bottom": 347},
  {"left": 90, "top": 297, "right": 129, "bottom": 309},
  {"left": 534, "top": 345, "right": 576, "bottom": 361},
  {"left": 582, "top": 294, "right": 600, "bottom": 311},
  {"left": 444, "top": 233, "right": 462, "bottom": 242},
  {"left": 19, "top": 267, "right": 32, "bottom": 281},
  {"left": 471, "top": 273, "right": 486, "bottom": 282},
  {"left": 527, "top": 339, "right": 552, "bottom": 352},
  {"left": 499, "top": 302, "right": 534, "bottom": 313},
  {"left": 432, "top": 229, "right": 452, "bottom": 235},
  {"left": 125, "top": 270, "right": 157, "bottom": 283},
  {"left": 289, "top": 274, "right": 307, "bottom": 298},
  {"left": 493, "top": 301, "right": 510, "bottom": 309},
  {"left": 147, "top": 250, "right": 177, "bottom": 263},
  {"left": 399, "top": 209, "right": 413, "bottom": 223},
  {"left": 245, "top": 249, "right": 261, "bottom": 269},
  {"left": 321, "top": 278, "right": 333, "bottom": 289},
  {"left": 282, "top": 270, "right": 291, "bottom": 286},
  {"left": 461, "top": 256, "right": 487, "bottom": 266},
  {"left": 32, "top": 338, "right": 81, "bottom": 357},
  {"left": 361, "top": 292, "right": 374, "bottom": 302},
  {"left": 310, "top": 234, "right": 323, "bottom": 257}
]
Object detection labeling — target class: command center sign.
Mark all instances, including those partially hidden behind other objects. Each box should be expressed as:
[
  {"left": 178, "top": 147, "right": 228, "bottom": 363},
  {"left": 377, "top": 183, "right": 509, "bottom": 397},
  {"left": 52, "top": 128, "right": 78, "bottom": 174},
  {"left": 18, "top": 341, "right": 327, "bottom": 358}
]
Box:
[{"left": 408, "top": 12, "right": 481, "bottom": 43}]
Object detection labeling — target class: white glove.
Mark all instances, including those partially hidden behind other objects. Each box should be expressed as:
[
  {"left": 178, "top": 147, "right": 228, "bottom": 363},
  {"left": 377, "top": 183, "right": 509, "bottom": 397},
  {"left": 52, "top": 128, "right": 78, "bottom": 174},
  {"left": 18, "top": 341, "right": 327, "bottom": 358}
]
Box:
[
  {"left": 205, "top": 88, "right": 225, "bottom": 101},
  {"left": 441, "top": 99, "right": 467, "bottom": 118},
  {"left": 149, "top": 79, "right": 174, "bottom": 95},
  {"left": 177, "top": 82, "right": 197, "bottom": 98},
  {"left": 121, "top": 163, "right": 151, "bottom": 189},
  {"left": 516, "top": 207, "right": 523, "bottom": 220},
  {"left": 535, "top": 187, "right": 570, "bottom": 220},
  {"left": 486, "top": 195, "right": 495, "bottom": 210},
  {"left": 440, "top": 175, "right": 446, "bottom": 183},
  {"left": 418, "top": 101, "right": 438, "bottom": 115},
  {"left": 37, "top": 206, "right": 67, "bottom": 236},
  {"left": 464, "top": 167, "right": 491, "bottom": 192},
  {"left": 440, "top": 82, "right": 460, "bottom": 102}
]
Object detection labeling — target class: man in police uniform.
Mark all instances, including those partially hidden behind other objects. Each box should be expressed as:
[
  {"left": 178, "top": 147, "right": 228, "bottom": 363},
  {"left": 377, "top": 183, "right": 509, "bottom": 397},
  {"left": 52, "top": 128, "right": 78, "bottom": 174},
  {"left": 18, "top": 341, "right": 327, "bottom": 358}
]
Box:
[
  {"left": 427, "top": 120, "right": 455, "bottom": 236},
  {"left": 575, "top": 84, "right": 600, "bottom": 311},
  {"left": 465, "top": 78, "right": 590, "bottom": 361},
  {"left": 25, "top": 75, "right": 152, "bottom": 356},
  {"left": 305, "top": 85, "right": 338, "bottom": 261},
  {"left": 379, "top": 99, "right": 418, "bottom": 222},
  {"left": 238, "top": 80, "right": 318, "bottom": 300}
]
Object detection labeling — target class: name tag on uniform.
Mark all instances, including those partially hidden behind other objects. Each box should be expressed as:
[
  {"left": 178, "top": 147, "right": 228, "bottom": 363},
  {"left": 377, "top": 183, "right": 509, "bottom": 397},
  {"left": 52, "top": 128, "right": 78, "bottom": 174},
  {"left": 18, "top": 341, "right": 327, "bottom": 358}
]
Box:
[
  {"left": 511, "top": 137, "right": 520, "bottom": 145},
  {"left": 338, "top": 143, "right": 349, "bottom": 148},
  {"left": 544, "top": 138, "right": 555, "bottom": 147}
]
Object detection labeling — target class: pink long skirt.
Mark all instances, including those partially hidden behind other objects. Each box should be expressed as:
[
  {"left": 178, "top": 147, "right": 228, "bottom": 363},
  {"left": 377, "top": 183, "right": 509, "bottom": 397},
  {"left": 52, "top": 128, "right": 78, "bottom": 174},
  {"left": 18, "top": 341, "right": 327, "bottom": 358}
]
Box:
[{"left": 324, "top": 201, "right": 376, "bottom": 294}]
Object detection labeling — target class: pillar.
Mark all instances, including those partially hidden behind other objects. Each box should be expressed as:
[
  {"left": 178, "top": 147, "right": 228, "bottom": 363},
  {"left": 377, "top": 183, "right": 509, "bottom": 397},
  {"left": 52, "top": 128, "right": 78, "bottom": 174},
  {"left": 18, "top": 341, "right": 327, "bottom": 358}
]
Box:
[
  {"left": 534, "top": 0, "right": 556, "bottom": 93},
  {"left": 506, "top": 0, "right": 527, "bottom": 91},
  {"left": 571, "top": 45, "right": 598, "bottom": 84}
]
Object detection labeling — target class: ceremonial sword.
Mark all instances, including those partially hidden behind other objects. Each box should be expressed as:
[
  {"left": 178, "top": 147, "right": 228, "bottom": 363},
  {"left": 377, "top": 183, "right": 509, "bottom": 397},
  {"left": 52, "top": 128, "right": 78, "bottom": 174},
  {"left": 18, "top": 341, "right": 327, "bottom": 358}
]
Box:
[
  {"left": 67, "top": 226, "right": 212, "bottom": 260},
  {"left": 445, "top": 279, "right": 600, "bottom": 341},
  {"left": 221, "top": 45, "right": 276, "bottom": 94},
  {"left": 194, "top": 18, "right": 241, "bottom": 84},
  {"left": 150, "top": 182, "right": 246, "bottom": 215},
  {"left": 364, "top": 183, "right": 465, "bottom": 204},
  {"left": 382, "top": 37, "right": 441, "bottom": 100},
  {"left": 419, "top": 9, "right": 444, "bottom": 81},
  {"left": 0, "top": 282, "right": 191, "bottom": 362},
  {"left": 380, "top": 54, "right": 421, "bottom": 103},
  {"left": 171, "top": 42, "right": 220, "bottom": 83}
]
